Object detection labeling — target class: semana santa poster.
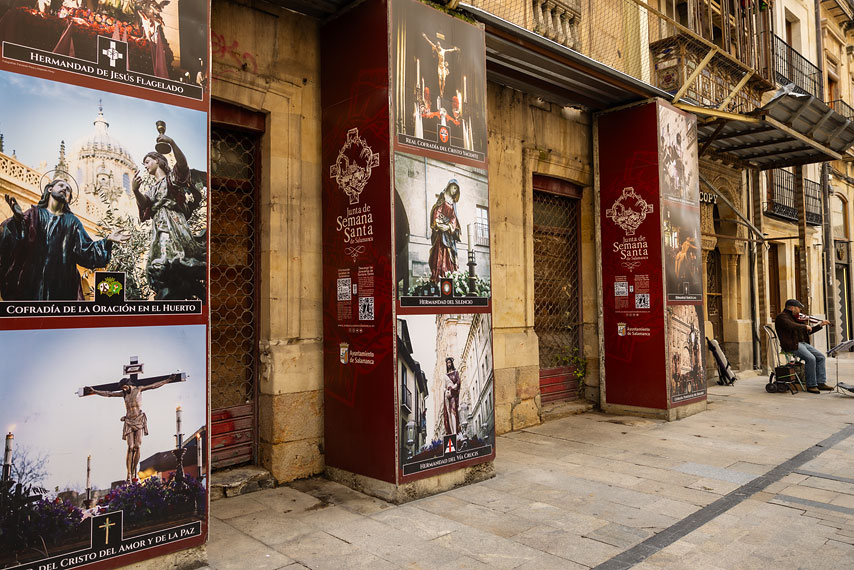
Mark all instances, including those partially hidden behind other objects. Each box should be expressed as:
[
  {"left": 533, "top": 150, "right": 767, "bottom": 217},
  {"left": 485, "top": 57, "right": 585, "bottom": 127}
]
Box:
[
  {"left": 0, "top": 0, "right": 210, "bottom": 566},
  {"left": 0, "top": 325, "right": 207, "bottom": 569},
  {"left": 0, "top": 70, "right": 208, "bottom": 318},
  {"left": 0, "top": 0, "right": 208, "bottom": 104}
]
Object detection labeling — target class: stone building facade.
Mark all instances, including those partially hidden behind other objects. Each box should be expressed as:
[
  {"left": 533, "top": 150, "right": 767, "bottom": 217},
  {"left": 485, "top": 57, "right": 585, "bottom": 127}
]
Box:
[{"left": 206, "top": 0, "right": 854, "bottom": 485}]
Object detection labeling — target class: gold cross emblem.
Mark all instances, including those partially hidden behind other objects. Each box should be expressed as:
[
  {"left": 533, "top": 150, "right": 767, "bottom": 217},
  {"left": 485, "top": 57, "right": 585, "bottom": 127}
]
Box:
[{"left": 99, "top": 517, "right": 116, "bottom": 543}]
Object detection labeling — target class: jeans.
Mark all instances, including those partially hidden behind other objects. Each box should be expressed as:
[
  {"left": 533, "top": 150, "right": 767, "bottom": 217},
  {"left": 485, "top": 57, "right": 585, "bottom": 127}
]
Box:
[{"left": 793, "top": 342, "right": 826, "bottom": 387}]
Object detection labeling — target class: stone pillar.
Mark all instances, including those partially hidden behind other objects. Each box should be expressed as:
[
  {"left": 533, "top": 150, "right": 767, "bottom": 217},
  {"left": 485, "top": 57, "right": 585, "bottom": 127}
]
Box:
[{"left": 750, "top": 169, "right": 769, "bottom": 371}]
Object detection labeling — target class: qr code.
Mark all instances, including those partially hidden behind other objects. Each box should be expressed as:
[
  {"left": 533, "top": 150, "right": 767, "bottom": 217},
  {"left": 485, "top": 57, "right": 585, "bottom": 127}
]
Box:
[
  {"left": 635, "top": 293, "right": 650, "bottom": 309},
  {"left": 359, "top": 297, "right": 374, "bottom": 321},
  {"left": 614, "top": 282, "right": 628, "bottom": 297},
  {"left": 337, "top": 278, "right": 351, "bottom": 301}
]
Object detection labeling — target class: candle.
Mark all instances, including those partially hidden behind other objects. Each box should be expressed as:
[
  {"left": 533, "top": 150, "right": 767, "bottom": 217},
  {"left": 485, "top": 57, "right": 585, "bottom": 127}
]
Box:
[
  {"left": 86, "top": 455, "right": 91, "bottom": 490},
  {"left": 468, "top": 223, "right": 474, "bottom": 252},
  {"left": 416, "top": 58, "right": 420, "bottom": 89},
  {"left": 176, "top": 407, "right": 182, "bottom": 448},
  {"left": 196, "top": 433, "right": 202, "bottom": 477},
  {"left": 464, "top": 75, "right": 467, "bottom": 103},
  {"left": 4, "top": 432, "right": 12, "bottom": 467}
]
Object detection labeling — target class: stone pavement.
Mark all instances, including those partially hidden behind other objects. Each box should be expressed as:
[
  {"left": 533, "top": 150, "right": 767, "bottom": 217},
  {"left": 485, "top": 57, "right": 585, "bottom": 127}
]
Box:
[{"left": 206, "top": 358, "right": 854, "bottom": 569}]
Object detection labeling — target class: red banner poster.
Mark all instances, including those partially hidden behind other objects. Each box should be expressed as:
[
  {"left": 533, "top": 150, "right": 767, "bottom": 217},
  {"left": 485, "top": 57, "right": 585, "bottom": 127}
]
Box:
[
  {"left": 0, "top": 0, "right": 210, "bottom": 566},
  {"left": 598, "top": 99, "right": 705, "bottom": 412},
  {"left": 321, "top": 0, "right": 494, "bottom": 486}
]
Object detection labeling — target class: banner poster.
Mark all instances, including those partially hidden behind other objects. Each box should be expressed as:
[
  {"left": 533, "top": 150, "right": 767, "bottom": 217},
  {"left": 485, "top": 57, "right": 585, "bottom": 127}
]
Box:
[
  {"left": 394, "top": 151, "right": 490, "bottom": 308},
  {"left": 321, "top": 0, "right": 492, "bottom": 485},
  {"left": 392, "top": 0, "right": 487, "bottom": 166},
  {"left": 0, "top": 0, "right": 210, "bottom": 565},
  {"left": 0, "top": 0, "right": 207, "bottom": 101},
  {"left": 321, "top": 0, "right": 396, "bottom": 483},
  {"left": 391, "top": 0, "right": 493, "bottom": 480},
  {"left": 397, "top": 313, "right": 494, "bottom": 475},
  {"left": 598, "top": 102, "right": 667, "bottom": 410},
  {"left": 658, "top": 103, "right": 706, "bottom": 403}
]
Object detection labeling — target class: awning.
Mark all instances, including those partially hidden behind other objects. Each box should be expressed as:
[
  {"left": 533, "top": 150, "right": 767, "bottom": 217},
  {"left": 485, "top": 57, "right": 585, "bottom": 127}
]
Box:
[
  {"left": 460, "top": 4, "right": 671, "bottom": 110},
  {"left": 683, "top": 85, "right": 854, "bottom": 170}
]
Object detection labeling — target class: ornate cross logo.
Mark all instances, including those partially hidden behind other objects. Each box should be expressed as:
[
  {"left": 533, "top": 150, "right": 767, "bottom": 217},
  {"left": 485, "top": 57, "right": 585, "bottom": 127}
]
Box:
[
  {"left": 329, "top": 128, "right": 380, "bottom": 205},
  {"left": 605, "top": 187, "right": 654, "bottom": 236},
  {"left": 102, "top": 41, "right": 124, "bottom": 68}
]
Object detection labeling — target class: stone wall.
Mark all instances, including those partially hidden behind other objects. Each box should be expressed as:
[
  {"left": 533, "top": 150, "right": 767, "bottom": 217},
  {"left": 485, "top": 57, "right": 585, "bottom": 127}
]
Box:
[
  {"left": 211, "top": 0, "right": 324, "bottom": 483},
  {"left": 210, "top": 0, "right": 599, "bottom": 480},
  {"left": 487, "top": 88, "right": 595, "bottom": 433}
]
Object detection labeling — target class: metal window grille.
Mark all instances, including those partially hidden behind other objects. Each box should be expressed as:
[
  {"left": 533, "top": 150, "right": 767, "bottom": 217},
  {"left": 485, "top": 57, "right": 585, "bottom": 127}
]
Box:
[
  {"left": 533, "top": 190, "right": 581, "bottom": 370},
  {"left": 210, "top": 127, "right": 260, "bottom": 469}
]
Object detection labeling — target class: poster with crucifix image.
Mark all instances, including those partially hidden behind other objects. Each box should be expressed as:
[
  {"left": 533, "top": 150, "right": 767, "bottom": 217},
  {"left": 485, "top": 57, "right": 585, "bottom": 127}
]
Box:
[
  {"left": 0, "top": 325, "right": 207, "bottom": 569},
  {"left": 0, "top": 0, "right": 209, "bottom": 564}
]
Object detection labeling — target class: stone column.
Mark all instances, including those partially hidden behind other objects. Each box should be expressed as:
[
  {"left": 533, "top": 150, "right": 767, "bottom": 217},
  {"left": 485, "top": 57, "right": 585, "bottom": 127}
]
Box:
[{"left": 750, "top": 169, "right": 768, "bottom": 370}]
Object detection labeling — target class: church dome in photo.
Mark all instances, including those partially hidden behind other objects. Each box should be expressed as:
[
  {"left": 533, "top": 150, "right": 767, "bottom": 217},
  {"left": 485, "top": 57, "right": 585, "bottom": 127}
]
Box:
[{"left": 71, "top": 104, "right": 135, "bottom": 165}]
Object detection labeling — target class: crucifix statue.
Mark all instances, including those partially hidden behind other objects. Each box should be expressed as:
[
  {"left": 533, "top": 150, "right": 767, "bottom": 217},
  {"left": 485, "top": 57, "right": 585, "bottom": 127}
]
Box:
[{"left": 78, "top": 356, "right": 186, "bottom": 482}]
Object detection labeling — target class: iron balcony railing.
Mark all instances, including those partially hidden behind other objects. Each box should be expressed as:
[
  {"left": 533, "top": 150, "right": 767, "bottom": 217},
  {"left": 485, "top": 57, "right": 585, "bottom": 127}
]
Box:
[
  {"left": 767, "top": 33, "right": 823, "bottom": 100},
  {"left": 829, "top": 99, "right": 854, "bottom": 121},
  {"left": 766, "top": 169, "right": 823, "bottom": 226},
  {"left": 767, "top": 169, "right": 797, "bottom": 221},
  {"left": 804, "top": 178, "right": 823, "bottom": 226}
]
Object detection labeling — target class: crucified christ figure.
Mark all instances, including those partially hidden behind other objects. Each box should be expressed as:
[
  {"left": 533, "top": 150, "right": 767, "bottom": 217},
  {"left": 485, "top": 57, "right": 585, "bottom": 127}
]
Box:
[
  {"left": 422, "top": 33, "right": 459, "bottom": 98},
  {"left": 84, "top": 376, "right": 176, "bottom": 481}
]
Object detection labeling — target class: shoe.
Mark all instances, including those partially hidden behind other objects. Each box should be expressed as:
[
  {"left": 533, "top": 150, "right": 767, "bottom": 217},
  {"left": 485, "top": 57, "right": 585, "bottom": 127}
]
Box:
[
  {"left": 806, "top": 386, "right": 821, "bottom": 394},
  {"left": 817, "top": 383, "right": 834, "bottom": 391}
]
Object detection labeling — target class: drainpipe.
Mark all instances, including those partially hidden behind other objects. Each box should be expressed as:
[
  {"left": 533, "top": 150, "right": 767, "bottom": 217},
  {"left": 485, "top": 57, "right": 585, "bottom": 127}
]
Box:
[
  {"left": 815, "top": 0, "right": 839, "bottom": 345},
  {"left": 747, "top": 172, "right": 760, "bottom": 369}
]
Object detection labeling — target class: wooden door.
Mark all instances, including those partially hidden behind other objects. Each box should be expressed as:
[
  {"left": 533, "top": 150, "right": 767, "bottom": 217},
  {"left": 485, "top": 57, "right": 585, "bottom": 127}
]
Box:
[{"left": 533, "top": 176, "right": 582, "bottom": 403}]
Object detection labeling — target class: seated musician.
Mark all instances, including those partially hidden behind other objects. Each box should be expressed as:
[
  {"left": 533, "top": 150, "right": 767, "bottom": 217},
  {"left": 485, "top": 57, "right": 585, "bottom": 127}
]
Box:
[{"left": 775, "top": 298, "right": 832, "bottom": 393}]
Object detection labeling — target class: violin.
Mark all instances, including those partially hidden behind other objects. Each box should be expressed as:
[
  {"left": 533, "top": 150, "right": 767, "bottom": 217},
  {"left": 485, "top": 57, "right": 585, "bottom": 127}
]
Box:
[{"left": 797, "top": 313, "right": 834, "bottom": 327}]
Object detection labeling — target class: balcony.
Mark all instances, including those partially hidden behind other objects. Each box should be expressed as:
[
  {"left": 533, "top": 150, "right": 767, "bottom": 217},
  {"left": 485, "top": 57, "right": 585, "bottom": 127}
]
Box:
[
  {"left": 829, "top": 99, "right": 854, "bottom": 121},
  {"left": 766, "top": 169, "right": 823, "bottom": 226},
  {"left": 468, "top": 0, "right": 774, "bottom": 112},
  {"left": 805, "top": 178, "right": 823, "bottom": 226},
  {"left": 531, "top": 0, "right": 581, "bottom": 50},
  {"left": 764, "top": 34, "right": 823, "bottom": 100}
]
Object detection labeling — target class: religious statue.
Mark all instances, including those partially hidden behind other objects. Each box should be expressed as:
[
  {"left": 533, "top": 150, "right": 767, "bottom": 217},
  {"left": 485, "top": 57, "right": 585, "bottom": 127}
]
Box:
[
  {"left": 674, "top": 236, "right": 698, "bottom": 281},
  {"left": 428, "top": 179, "right": 461, "bottom": 283},
  {"left": 83, "top": 377, "right": 174, "bottom": 481},
  {"left": 132, "top": 130, "right": 206, "bottom": 300},
  {"left": 81, "top": 358, "right": 185, "bottom": 481},
  {"left": 0, "top": 177, "right": 128, "bottom": 300},
  {"left": 443, "top": 357, "right": 461, "bottom": 436},
  {"left": 422, "top": 33, "right": 459, "bottom": 98}
]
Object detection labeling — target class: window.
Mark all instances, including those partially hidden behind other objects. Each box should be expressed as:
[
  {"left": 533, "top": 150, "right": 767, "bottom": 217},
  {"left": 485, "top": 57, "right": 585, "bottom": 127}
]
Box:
[
  {"left": 475, "top": 205, "right": 489, "bottom": 247},
  {"left": 122, "top": 173, "right": 131, "bottom": 193},
  {"left": 832, "top": 194, "right": 848, "bottom": 240}
]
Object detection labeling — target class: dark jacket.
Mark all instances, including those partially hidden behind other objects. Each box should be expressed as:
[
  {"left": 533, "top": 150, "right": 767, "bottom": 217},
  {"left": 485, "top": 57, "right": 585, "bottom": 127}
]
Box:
[{"left": 774, "top": 309, "right": 823, "bottom": 352}]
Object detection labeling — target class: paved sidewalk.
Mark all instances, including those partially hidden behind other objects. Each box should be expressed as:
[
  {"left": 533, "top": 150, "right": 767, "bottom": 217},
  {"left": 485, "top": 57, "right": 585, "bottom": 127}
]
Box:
[{"left": 207, "top": 360, "right": 854, "bottom": 569}]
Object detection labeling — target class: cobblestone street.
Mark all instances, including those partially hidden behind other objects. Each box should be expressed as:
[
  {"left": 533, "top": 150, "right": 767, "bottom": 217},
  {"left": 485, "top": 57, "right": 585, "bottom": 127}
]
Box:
[{"left": 205, "top": 356, "right": 854, "bottom": 569}]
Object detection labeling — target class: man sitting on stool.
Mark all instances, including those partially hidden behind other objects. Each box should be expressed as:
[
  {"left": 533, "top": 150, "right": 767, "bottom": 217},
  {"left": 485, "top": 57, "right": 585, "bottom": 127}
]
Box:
[{"left": 775, "top": 298, "right": 832, "bottom": 393}]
